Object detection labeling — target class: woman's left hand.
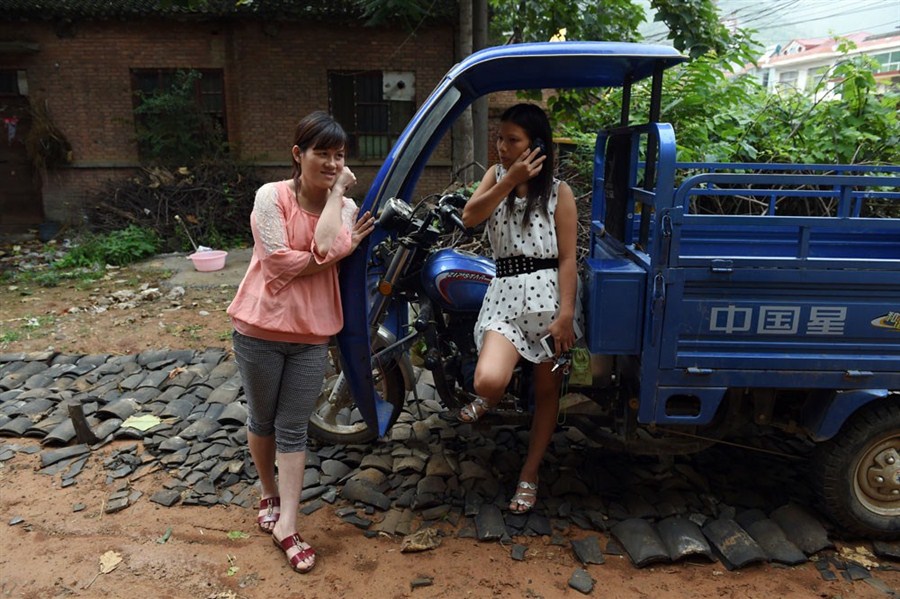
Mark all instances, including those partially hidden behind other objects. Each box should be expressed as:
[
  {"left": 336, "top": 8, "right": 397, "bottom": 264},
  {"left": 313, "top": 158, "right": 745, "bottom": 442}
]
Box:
[
  {"left": 350, "top": 210, "right": 375, "bottom": 251},
  {"left": 547, "top": 318, "right": 576, "bottom": 355},
  {"left": 336, "top": 166, "right": 357, "bottom": 193}
]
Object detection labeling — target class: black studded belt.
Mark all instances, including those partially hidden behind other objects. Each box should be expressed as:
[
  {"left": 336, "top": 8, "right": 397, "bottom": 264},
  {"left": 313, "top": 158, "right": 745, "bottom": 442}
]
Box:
[{"left": 494, "top": 256, "right": 558, "bottom": 278}]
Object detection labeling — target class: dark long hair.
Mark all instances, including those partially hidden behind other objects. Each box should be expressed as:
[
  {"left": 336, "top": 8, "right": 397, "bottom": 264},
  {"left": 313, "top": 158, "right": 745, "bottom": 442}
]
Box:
[
  {"left": 290, "top": 111, "right": 348, "bottom": 184},
  {"left": 500, "top": 103, "right": 554, "bottom": 225}
]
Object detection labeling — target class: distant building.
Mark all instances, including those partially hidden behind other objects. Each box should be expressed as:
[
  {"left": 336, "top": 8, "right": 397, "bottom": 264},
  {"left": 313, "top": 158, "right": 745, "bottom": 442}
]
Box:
[
  {"left": 748, "top": 31, "right": 900, "bottom": 97},
  {"left": 0, "top": 1, "right": 455, "bottom": 232}
]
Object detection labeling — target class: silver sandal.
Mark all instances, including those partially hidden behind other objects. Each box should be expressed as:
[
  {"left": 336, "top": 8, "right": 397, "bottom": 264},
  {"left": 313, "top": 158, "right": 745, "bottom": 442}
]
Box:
[
  {"left": 457, "top": 397, "right": 492, "bottom": 423},
  {"left": 509, "top": 480, "right": 538, "bottom": 513}
]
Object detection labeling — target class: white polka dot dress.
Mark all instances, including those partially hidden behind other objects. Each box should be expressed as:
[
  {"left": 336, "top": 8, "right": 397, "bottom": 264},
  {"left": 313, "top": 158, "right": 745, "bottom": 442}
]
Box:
[{"left": 474, "top": 165, "right": 576, "bottom": 364}]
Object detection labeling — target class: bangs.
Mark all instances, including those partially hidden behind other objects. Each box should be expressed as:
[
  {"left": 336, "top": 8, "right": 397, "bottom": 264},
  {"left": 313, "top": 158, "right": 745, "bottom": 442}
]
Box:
[{"left": 310, "top": 123, "right": 347, "bottom": 151}]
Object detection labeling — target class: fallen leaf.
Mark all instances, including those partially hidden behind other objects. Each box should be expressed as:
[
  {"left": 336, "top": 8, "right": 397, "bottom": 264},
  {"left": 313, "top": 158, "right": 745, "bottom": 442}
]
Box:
[
  {"left": 121, "top": 414, "right": 162, "bottom": 431},
  {"left": 400, "top": 527, "right": 442, "bottom": 553},
  {"left": 99, "top": 550, "right": 123, "bottom": 574},
  {"left": 227, "top": 531, "right": 249, "bottom": 540},
  {"left": 839, "top": 545, "right": 879, "bottom": 569},
  {"left": 157, "top": 526, "right": 172, "bottom": 544}
]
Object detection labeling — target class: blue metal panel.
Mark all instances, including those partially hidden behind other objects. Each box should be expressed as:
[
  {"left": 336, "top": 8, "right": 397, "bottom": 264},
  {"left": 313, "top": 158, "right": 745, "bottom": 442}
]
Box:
[
  {"left": 646, "top": 387, "right": 727, "bottom": 425},
  {"left": 654, "top": 369, "right": 900, "bottom": 390},
  {"left": 802, "top": 389, "right": 891, "bottom": 441},
  {"left": 656, "top": 267, "right": 900, "bottom": 373},
  {"left": 583, "top": 255, "right": 646, "bottom": 354},
  {"left": 675, "top": 220, "right": 900, "bottom": 263}
]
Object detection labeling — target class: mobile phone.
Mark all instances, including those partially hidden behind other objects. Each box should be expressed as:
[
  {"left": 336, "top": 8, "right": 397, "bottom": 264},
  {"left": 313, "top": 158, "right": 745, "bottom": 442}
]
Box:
[
  {"left": 540, "top": 320, "right": 583, "bottom": 357},
  {"left": 531, "top": 137, "right": 546, "bottom": 155},
  {"left": 540, "top": 333, "right": 556, "bottom": 357}
]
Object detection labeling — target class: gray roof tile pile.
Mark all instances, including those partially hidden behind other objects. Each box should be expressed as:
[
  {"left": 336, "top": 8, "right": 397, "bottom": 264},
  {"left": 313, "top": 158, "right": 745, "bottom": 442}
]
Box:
[{"left": 1, "top": 350, "right": 895, "bottom": 579}]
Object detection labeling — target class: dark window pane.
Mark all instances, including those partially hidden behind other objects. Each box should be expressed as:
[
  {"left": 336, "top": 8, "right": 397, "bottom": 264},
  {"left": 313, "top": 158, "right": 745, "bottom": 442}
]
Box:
[
  {"left": 0, "top": 71, "right": 18, "bottom": 95},
  {"left": 389, "top": 101, "right": 414, "bottom": 135},
  {"left": 329, "top": 73, "right": 356, "bottom": 130},
  {"left": 357, "top": 72, "right": 382, "bottom": 102}
]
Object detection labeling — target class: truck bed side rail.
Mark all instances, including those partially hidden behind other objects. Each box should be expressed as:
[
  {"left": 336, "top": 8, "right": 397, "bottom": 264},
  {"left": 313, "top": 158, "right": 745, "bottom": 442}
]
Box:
[{"left": 671, "top": 171, "right": 900, "bottom": 268}]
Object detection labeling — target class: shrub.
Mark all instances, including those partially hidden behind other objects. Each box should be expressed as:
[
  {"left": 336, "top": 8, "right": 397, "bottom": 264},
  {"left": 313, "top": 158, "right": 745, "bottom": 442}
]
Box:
[{"left": 58, "top": 225, "right": 161, "bottom": 268}]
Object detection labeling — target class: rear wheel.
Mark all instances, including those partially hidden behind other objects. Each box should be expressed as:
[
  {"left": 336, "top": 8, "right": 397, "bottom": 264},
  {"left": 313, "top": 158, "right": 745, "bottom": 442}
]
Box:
[
  {"left": 814, "top": 396, "right": 900, "bottom": 539},
  {"left": 308, "top": 344, "right": 406, "bottom": 445}
]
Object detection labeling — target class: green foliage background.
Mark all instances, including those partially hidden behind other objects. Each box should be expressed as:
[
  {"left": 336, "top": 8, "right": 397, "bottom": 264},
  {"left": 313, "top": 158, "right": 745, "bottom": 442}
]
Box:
[{"left": 551, "top": 35, "right": 899, "bottom": 175}]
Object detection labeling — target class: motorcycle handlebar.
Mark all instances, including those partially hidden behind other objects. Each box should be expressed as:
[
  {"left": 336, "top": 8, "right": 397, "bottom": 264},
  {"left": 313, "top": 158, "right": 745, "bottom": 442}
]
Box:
[
  {"left": 438, "top": 194, "right": 471, "bottom": 236},
  {"left": 439, "top": 193, "right": 468, "bottom": 210}
]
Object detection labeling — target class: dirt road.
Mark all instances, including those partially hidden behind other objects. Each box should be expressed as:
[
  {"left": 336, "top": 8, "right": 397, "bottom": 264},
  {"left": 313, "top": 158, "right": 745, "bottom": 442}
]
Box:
[{"left": 1, "top": 244, "right": 898, "bottom": 598}]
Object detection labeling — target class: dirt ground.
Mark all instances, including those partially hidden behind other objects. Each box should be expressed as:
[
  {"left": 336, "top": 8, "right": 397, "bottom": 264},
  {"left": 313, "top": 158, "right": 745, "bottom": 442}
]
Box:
[{"left": 1, "top": 245, "right": 898, "bottom": 599}]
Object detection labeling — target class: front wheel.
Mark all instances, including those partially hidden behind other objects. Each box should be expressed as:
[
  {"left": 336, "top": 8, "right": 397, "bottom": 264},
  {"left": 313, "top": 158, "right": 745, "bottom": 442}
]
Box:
[
  {"left": 813, "top": 395, "right": 900, "bottom": 539},
  {"left": 308, "top": 344, "right": 406, "bottom": 445}
]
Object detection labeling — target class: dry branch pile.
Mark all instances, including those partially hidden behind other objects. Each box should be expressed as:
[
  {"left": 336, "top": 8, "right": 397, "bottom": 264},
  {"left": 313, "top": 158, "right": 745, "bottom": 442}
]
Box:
[{"left": 87, "top": 163, "right": 263, "bottom": 251}]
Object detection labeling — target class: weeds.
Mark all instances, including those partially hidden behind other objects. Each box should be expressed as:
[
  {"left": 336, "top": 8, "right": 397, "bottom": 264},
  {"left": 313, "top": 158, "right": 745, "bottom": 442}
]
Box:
[
  {"left": 0, "top": 315, "right": 56, "bottom": 346},
  {"left": 0, "top": 330, "right": 21, "bottom": 344},
  {"left": 58, "top": 226, "right": 160, "bottom": 269}
]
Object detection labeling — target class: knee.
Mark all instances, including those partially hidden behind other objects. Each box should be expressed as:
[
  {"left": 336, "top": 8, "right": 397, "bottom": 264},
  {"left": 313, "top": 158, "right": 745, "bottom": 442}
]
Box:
[{"left": 473, "top": 369, "right": 509, "bottom": 400}]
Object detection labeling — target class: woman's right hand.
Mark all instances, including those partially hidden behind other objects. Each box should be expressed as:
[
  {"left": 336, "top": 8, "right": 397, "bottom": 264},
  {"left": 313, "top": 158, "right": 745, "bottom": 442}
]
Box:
[{"left": 505, "top": 147, "right": 546, "bottom": 186}]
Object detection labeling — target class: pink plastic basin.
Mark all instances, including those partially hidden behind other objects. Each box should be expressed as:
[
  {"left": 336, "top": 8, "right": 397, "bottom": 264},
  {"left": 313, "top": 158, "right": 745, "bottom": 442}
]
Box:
[{"left": 188, "top": 250, "right": 228, "bottom": 272}]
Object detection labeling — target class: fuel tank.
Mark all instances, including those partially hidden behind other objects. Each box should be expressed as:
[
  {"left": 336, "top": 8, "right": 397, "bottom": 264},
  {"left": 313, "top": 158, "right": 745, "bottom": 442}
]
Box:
[{"left": 421, "top": 248, "right": 494, "bottom": 311}]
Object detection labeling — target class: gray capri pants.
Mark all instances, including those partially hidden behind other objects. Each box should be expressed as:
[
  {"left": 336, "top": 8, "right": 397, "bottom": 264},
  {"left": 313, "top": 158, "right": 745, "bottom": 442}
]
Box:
[{"left": 232, "top": 330, "right": 329, "bottom": 453}]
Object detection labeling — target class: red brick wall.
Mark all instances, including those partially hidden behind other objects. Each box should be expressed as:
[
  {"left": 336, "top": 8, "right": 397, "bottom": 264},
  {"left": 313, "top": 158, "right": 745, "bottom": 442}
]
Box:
[{"left": 0, "top": 18, "right": 454, "bottom": 224}]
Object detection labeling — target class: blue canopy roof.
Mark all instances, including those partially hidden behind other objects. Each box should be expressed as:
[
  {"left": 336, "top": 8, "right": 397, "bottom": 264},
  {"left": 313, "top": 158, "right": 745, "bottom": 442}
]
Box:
[{"left": 443, "top": 41, "right": 687, "bottom": 98}]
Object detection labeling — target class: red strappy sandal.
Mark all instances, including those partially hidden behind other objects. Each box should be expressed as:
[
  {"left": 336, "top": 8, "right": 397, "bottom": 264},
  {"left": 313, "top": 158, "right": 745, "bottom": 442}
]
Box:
[
  {"left": 273, "top": 532, "right": 316, "bottom": 573},
  {"left": 257, "top": 496, "right": 280, "bottom": 532}
]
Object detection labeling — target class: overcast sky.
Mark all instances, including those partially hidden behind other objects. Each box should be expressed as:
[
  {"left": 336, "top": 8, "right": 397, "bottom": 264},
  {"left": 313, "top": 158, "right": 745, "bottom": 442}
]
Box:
[{"left": 638, "top": 0, "right": 900, "bottom": 48}]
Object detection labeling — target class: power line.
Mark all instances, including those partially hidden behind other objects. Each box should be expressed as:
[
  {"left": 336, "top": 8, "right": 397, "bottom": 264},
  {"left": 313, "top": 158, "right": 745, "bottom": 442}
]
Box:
[
  {"left": 642, "top": 0, "right": 899, "bottom": 45},
  {"left": 737, "top": 0, "right": 884, "bottom": 27},
  {"left": 740, "top": 0, "right": 895, "bottom": 30}
]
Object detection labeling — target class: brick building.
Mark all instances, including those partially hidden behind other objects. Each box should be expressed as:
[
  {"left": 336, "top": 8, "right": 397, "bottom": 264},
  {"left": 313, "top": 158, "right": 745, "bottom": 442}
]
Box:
[{"left": 0, "top": 1, "right": 456, "bottom": 233}]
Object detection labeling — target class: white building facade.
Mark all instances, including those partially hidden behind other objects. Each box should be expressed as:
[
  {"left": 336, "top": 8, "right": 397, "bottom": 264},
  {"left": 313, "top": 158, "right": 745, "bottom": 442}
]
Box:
[{"left": 751, "top": 31, "right": 900, "bottom": 97}]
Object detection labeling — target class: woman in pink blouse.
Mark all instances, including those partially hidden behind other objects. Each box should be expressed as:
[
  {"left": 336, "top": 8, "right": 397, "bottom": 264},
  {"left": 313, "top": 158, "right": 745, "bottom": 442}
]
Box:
[{"left": 227, "top": 111, "right": 374, "bottom": 574}]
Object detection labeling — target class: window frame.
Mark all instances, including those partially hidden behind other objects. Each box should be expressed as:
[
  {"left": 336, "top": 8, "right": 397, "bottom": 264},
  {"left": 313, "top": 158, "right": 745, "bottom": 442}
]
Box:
[
  {"left": 328, "top": 70, "right": 415, "bottom": 161},
  {"left": 872, "top": 51, "right": 900, "bottom": 73},
  {"left": 777, "top": 70, "right": 799, "bottom": 91},
  {"left": 129, "top": 68, "right": 227, "bottom": 137}
]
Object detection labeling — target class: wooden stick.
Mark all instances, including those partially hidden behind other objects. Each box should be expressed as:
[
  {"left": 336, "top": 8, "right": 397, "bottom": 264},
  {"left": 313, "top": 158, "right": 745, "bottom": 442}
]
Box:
[{"left": 67, "top": 404, "right": 99, "bottom": 445}]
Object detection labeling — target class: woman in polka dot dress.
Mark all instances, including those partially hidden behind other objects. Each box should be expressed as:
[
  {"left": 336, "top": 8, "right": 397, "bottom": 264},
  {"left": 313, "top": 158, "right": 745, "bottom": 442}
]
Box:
[{"left": 459, "top": 103, "right": 581, "bottom": 513}]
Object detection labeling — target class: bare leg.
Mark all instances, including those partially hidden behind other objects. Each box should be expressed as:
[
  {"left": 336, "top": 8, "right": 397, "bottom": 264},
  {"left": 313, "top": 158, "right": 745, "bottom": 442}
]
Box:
[
  {"left": 248, "top": 431, "right": 278, "bottom": 531},
  {"left": 510, "top": 360, "right": 560, "bottom": 512},
  {"left": 472, "top": 331, "right": 521, "bottom": 405},
  {"left": 271, "top": 450, "right": 314, "bottom": 571}
]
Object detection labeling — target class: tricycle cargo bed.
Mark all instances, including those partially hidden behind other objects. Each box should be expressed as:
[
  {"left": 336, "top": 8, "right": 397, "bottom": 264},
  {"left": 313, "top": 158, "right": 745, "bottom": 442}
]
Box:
[{"left": 587, "top": 147, "right": 900, "bottom": 415}]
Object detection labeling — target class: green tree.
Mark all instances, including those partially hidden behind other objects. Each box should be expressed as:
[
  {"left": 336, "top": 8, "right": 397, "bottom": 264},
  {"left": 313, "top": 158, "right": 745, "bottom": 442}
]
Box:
[
  {"left": 554, "top": 33, "right": 899, "bottom": 181},
  {"left": 489, "top": 0, "right": 734, "bottom": 58},
  {"left": 133, "top": 70, "right": 227, "bottom": 166},
  {"left": 488, "top": 0, "right": 643, "bottom": 44}
]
